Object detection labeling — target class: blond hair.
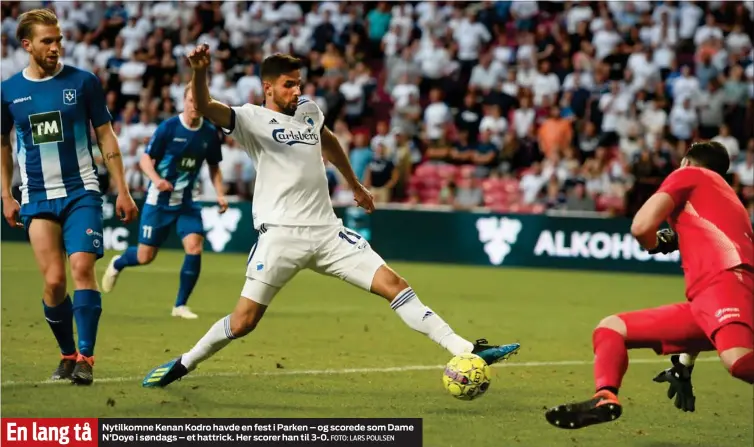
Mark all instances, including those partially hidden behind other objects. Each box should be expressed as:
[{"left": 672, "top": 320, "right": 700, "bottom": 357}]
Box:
[{"left": 16, "top": 8, "right": 59, "bottom": 42}]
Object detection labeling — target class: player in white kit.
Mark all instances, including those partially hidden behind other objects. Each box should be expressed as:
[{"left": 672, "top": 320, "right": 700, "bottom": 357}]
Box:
[{"left": 142, "top": 47, "right": 520, "bottom": 388}]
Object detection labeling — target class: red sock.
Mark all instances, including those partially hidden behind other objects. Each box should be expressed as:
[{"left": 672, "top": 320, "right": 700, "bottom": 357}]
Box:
[
  {"left": 593, "top": 327, "right": 629, "bottom": 393},
  {"left": 731, "top": 352, "right": 754, "bottom": 385}
]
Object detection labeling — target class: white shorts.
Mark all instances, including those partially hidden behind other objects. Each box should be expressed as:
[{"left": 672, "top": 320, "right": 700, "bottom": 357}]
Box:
[{"left": 241, "top": 224, "right": 385, "bottom": 305}]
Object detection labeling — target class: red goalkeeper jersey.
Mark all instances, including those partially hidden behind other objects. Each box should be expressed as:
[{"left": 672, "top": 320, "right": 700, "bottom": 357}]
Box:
[{"left": 657, "top": 166, "right": 754, "bottom": 299}]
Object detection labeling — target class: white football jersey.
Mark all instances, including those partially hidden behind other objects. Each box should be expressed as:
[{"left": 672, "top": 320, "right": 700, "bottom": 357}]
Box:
[{"left": 224, "top": 99, "right": 339, "bottom": 228}]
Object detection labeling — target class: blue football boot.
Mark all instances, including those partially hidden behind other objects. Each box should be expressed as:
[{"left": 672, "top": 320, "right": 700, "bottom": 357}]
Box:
[
  {"left": 472, "top": 339, "right": 521, "bottom": 365},
  {"left": 142, "top": 356, "right": 189, "bottom": 388}
]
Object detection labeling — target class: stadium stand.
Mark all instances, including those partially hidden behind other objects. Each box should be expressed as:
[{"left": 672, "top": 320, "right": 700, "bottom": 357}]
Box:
[{"left": 2, "top": 1, "right": 753, "bottom": 220}]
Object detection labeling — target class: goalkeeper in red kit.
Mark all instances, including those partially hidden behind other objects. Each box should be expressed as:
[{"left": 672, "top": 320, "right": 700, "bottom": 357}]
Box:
[{"left": 545, "top": 141, "right": 754, "bottom": 430}]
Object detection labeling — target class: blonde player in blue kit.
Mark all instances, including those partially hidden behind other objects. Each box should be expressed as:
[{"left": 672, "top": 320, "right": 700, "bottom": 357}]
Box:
[
  {"left": 0, "top": 9, "right": 138, "bottom": 385},
  {"left": 101, "top": 84, "right": 227, "bottom": 319}
]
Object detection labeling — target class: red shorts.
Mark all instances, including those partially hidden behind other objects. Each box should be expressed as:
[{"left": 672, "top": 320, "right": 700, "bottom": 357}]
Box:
[{"left": 619, "top": 268, "right": 754, "bottom": 355}]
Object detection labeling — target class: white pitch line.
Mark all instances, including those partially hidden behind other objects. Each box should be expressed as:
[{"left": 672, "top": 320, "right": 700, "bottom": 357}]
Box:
[{"left": 0, "top": 357, "right": 720, "bottom": 388}]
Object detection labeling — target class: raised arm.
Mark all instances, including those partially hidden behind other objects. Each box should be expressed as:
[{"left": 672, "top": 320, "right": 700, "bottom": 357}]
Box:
[{"left": 187, "top": 44, "right": 233, "bottom": 130}]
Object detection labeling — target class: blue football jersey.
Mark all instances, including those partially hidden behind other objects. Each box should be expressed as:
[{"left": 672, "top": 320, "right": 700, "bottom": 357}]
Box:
[
  {"left": 144, "top": 115, "right": 222, "bottom": 209},
  {"left": 1, "top": 64, "right": 112, "bottom": 204}
]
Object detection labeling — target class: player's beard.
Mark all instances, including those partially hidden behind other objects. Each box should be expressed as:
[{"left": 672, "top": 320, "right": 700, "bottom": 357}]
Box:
[
  {"left": 33, "top": 48, "right": 59, "bottom": 74},
  {"left": 275, "top": 97, "right": 298, "bottom": 116}
]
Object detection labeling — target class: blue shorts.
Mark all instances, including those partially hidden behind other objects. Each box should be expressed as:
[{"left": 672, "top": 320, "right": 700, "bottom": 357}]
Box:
[
  {"left": 138, "top": 203, "right": 205, "bottom": 247},
  {"left": 20, "top": 192, "right": 104, "bottom": 259}
]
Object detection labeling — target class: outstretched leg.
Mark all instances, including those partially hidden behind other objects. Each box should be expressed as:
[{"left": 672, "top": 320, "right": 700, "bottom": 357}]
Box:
[
  {"left": 142, "top": 278, "right": 277, "bottom": 388},
  {"left": 311, "top": 226, "right": 520, "bottom": 364},
  {"left": 370, "top": 264, "right": 474, "bottom": 355},
  {"left": 369, "top": 264, "right": 520, "bottom": 364},
  {"left": 546, "top": 303, "right": 714, "bottom": 430}
]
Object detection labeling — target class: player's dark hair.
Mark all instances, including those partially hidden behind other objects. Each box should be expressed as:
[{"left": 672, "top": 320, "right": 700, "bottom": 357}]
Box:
[
  {"left": 260, "top": 54, "right": 303, "bottom": 81},
  {"left": 16, "top": 8, "right": 58, "bottom": 42},
  {"left": 684, "top": 141, "right": 730, "bottom": 177}
]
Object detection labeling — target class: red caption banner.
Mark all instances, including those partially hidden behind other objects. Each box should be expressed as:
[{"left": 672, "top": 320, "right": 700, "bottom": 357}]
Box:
[{"left": 1, "top": 418, "right": 98, "bottom": 446}]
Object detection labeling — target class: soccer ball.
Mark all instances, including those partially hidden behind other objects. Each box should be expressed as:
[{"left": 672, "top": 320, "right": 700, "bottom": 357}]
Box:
[{"left": 442, "top": 353, "right": 491, "bottom": 400}]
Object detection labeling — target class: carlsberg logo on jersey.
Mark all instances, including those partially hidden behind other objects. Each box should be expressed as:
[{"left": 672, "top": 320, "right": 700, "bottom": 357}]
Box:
[
  {"left": 476, "top": 217, "right": 523, "bottom": 265},
  {"left": 29, "top": 111, "right": 64, "bottom": 145},
  {"left": 272, "top": 128, "right": 320, "bottom": 146},
  {"left": 202, "top": 206, "right": 242, "bottom": 252},
  {"left": 533, "top": 230, "right": 681, "bottom": 262}
]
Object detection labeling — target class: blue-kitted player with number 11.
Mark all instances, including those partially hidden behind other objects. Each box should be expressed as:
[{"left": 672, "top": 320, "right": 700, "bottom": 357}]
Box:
[
  {"left": 101, "top": 83, "right": 227, "bottom": 320},
  {"left": 1, "top": 9, "right": 138, "bottom": 385}
]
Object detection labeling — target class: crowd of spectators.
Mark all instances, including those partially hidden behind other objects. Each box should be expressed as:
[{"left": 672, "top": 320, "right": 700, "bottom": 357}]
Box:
[{"left": 2, "top": 1, "right": 753, "bottom": 220}]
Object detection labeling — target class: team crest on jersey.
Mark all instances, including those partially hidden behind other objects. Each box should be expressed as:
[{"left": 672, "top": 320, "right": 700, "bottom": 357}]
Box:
[
  {"left": 63, "top": 89, "right": 76, "bottom": 105},
  {"left": 29, "top": 111, "right": 64, "bottom": 145},
  {"left": 302, "top": 114, "right": 315, "bottom": 127}
]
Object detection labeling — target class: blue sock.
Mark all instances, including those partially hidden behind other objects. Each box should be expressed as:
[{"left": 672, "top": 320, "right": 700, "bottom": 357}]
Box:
[
  {"left": 176, "top": 254, "right": 201, "bottom": 307},
  {"left": 72, "top": 290, "right": 102, "bottom": 357},
  {"left": 113, "top": 246, "right": 140, "bottom": 271},
  {"left": 43, "top": 295, "right": 76, "bottom": 356}
]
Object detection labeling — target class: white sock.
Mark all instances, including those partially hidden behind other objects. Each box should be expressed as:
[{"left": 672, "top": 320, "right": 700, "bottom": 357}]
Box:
[
  {"left": 679, "top": 353, "right": 697, "bottom": 367},
  {"left": 391, "top": 287, "right": 473, "bottom": 356},
  {"left": 181, "top": 315, "right": 236, "bottom": 371}
]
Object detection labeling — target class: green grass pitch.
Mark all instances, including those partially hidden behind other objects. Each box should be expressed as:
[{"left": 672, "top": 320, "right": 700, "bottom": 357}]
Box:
[{"left": 1, "top": 241, "right": 752, "bottom": 446}]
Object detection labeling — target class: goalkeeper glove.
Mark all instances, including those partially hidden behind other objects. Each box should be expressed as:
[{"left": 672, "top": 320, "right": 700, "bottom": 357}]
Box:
[
  {"left": 648, "top": 228, "right": 678, "bottom": 254},
  {"left": 653, "top": 354, "right": 696, "bottom": 412}
]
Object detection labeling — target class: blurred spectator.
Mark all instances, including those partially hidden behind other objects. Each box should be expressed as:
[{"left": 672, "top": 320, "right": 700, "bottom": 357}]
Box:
[
  {"left": 391, "top": 90, "right": 422, "bottom": 137},
  {"left": 733, "top": 148, "right": 754, "bottom": 187},
  {"left": 479, "top": 103, "right": 508, "bottom": 147},
  {"left": 639, "top": 99, "right": 668, "bottom": 147},
  {"left": 672, "top": 65, "right": 701, "bottom": 105},
  {"left": 472, "top": 131, "right": 499, "bottom": 176},
  {"left": 598, "top": 81, "right": 631, "bottom": 147},
  {"left": 712, "top": 125, "right": 741, "bottom": 164},
  {"left": 697, "top": 79, "right": 726, "bottom": 139},
  {"left": 538, "top": 106, "right": 573, "bottom": 158},
  {"left": 340, "top": 69, "right": 366, "bottom": 127},
  {"left": 450, "top": 167, "right": 484, "bottom": 210},
  {"left": 218, "top": 139, "right": 247, "bottom": 197},
  {"left": 469, "top": 51, "right": 504, "bottom": 95},
  {"left": 565, "top": 181, "right": 596, "bottom": 211},
  {"left": 512, "top": 95, "right": 536, "bottom": 138},
  {"left": 669, "top": 97, "right": 698, "bottom": 142},
  {"left": 520, "top": 162, "right": 546, "bottom": 204},
  {"left": 349, "top": 133, "right": 372, "bottom": 182},
  {"left": 543, "top": 175, "right": 566, "bottom": 210},
  {"left": 364, "top": 143, "right": 398, "bottom": 204},
  {"left": 423, "top": 88, "right": 451, "bottom": 141}
]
